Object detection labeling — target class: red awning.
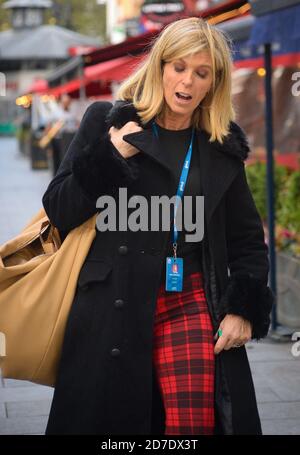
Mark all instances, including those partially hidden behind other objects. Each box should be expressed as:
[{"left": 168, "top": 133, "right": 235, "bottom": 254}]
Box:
[
  {"left": 68, "top": 46, "right": 98, "bottom": 57},
  {"left": 85, "top": 54, "right": 146, "bottom": 83},
  {"left": 84, "top": 30, "right": 157, "bottom": 66},
  {"left": 47, "top": 79, "right": 84, "bottom": 97},
  {"left": 44, "top": 55, "right": 146, "bottom": 98},
  {"left": 46, "top": 79, "right": 112, "bottom": 99},
  {"left": 26, "top": 79, "right": 49, "bottom": 94}
]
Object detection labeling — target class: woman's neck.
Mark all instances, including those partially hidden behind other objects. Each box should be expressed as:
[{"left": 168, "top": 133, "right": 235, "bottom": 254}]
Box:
[{"left": 155, "top": 113, "right": 192, "bottom": 131}]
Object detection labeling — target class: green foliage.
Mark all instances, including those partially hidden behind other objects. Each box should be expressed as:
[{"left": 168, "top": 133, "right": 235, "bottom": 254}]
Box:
[
  {"left": 245, "top": 161, "right": 289, "bottom": 221},
  {"left": 46, "top": 1, "right": 106, "bottom": 40},
  {"left": 0, "top": 0, "right": 10, "bottom": 31},
  {"left": 279, "top": 171, "right": 300, "bottom": 233},
  {"left": 246, "top": 161, "right": 300, "bottom": 257},
  {"left": 0, "top": 0, "right": 106, "bottom": 39}
]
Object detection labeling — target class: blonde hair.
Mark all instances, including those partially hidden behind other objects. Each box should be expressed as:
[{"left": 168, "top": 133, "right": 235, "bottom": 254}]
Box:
[{"left": 116, "top": 17, "right": 235, "bottom": 143}]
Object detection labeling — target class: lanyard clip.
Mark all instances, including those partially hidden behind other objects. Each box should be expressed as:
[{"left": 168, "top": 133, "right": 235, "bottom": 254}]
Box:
[{"left": 172, "top": 242, "right": 177, "bottom": 260}]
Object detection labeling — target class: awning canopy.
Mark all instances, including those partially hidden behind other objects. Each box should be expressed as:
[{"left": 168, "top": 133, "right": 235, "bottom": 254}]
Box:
[
  {"left": 217, "top": 13, "right": 300, "bottom": 68},
  {"left": 83, "top": 30, "right": 157, "bottom": 67},
  {"left": 47, "top": 79, "right": 82, "bottom": 97},
  {"left": 27, "top": 54, "right": 147, "bottom": 97},
  {"left": 249, "top": 0, "right": 300, "bottom": 16},
  {"left": 85, "top": 54, "right": 146, "bottom": 83},
  {"left": 26, "top": 78, "right": 49, "bottom": 93},
  {"left": 46, "top": 79, "right": 112, "bottom": 99},
  {"left": 248, "top": 2, "right": 300, "bottom": 45}
]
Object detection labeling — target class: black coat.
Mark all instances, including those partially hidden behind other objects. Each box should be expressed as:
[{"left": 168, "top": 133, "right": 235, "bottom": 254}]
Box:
[{"left": 43, "top": 100, "right": 274, "bottom": 435}]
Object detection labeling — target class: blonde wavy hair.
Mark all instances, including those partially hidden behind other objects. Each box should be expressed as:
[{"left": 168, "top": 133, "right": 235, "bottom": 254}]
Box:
[{"left": 116, "top": 17, "right": 235, "bottom": 143}]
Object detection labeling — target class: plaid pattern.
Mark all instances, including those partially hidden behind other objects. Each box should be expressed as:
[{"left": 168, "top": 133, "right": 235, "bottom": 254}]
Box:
[{"left": 152, "top": 271, "right": 215, "bottom": 435}]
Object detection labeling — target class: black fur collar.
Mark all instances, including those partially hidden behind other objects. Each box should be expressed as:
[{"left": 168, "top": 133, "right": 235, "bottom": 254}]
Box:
[{"left": 105, "top": 100, "right": 250, "bottom": 162}]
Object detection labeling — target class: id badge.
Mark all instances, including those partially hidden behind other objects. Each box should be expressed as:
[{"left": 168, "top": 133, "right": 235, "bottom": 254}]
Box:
[{"left": 165, "top": 257, "right": 183, "bottom": 292}]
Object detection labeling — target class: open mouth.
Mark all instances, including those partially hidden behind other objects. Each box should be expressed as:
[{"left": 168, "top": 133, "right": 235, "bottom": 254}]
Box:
[{"left": 175, "top": 92, "right": 192, "bottom": 101}]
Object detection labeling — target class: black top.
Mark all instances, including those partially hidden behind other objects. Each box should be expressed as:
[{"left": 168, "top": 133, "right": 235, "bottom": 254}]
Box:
[{"left": 154, "top": 123, "right": 203, "bottom": 282}]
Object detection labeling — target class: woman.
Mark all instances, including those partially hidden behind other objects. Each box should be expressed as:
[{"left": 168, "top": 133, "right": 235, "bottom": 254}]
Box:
[{"left": 43, "top": 17, "right": 274, "bottom": 435}]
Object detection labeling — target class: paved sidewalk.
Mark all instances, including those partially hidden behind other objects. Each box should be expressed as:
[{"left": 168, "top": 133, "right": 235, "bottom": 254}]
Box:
[
  {"left": 247, "top": 338, "right": 300, "bottom": 435},
  {"left": 0, "top": 137, "right": 300, "bottom": 435}
]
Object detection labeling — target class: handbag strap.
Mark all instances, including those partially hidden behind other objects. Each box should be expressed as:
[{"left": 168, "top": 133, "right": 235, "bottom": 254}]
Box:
[{"left": 39, "top": 221, "right": 61, "bottom": 254}]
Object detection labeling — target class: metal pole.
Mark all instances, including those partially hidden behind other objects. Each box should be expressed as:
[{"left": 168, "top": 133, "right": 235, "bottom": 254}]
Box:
[
  {"left": 264, "top": 42, "right": 277, "bottom": 331},
  {"left": 79, "top": 56, "right": 86, "bottom": 102}
]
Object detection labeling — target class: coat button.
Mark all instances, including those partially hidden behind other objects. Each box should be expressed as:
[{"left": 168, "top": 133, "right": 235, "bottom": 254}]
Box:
[
  {"left": 114, "top": 298, "right": 124, "bottom": 309},
  {"left": 118, "top": 245, "right": 128, "bottom": 255},
  {"left": 111, "top": 348, "right": 121, "bottom": 357}
]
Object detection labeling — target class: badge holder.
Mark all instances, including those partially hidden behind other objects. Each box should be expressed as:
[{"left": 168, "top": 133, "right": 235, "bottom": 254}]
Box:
[{"left": 165, "top": 241, "right": 183, "bottom": 292}]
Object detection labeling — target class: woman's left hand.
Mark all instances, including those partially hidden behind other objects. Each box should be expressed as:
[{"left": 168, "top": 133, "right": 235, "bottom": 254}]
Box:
[{"left": 214, "top": 314, "right": 252, "bottom": 355}]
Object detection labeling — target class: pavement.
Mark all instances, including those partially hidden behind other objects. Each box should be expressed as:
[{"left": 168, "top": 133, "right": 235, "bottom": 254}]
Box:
[{"left": 0, "top": 137, "right": 300, "bottom": 435}]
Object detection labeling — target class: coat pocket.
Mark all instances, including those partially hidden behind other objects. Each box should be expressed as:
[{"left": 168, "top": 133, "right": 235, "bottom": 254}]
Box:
[{"left": 77, "top": 259, "right": 113, "bottom": 291}]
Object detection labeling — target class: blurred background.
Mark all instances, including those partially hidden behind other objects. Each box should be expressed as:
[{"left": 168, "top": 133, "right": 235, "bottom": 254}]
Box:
[{"left": 0, "top": 0, "right": 300, "bottom": 435}]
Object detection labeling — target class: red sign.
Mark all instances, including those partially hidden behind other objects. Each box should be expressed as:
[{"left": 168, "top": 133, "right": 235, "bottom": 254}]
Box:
[{"left": 69, "top": 46, "right": 98, "bottom": 57}]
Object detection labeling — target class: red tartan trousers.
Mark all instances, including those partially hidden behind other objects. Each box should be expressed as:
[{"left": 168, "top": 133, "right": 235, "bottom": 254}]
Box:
[{"left": 152, "top": 271, "right": 215, "bottom": 435}]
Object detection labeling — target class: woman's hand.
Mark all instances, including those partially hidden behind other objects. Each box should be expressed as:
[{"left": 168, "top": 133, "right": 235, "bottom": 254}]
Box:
[
  {"left": 109, "top": 121, "right": 143, "bottom": 159},
  {"left": 214, "top": 314, "right": 252, "bottom": 355}
]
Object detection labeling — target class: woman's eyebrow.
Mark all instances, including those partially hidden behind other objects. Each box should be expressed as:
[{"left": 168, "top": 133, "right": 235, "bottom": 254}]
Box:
[{"left": 176, "top": 58, "right": 212, "bottom": 70}]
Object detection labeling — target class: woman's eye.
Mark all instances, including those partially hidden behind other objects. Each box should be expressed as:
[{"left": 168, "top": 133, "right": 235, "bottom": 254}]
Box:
[
  {"left": 174, "top": 65, "right": 208, "bottom": 79},
  {"left": 197, "top": 72, "right": 207, "bottom": 79}
]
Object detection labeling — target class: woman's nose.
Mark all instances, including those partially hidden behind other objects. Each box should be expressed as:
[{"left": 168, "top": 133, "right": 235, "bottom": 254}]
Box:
[{"left": 182, "top": 72, "right": 193, "bottom": 86}]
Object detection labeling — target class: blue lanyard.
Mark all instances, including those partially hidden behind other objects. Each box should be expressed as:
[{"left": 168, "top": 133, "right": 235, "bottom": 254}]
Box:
[{"left": 152, "top": 121, "right": 195, "bottom": 257}]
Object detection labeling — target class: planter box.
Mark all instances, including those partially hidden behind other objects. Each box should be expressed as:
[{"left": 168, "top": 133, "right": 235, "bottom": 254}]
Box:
[{"left": 277, "top": 251, "right": 300, "bottom": 328}]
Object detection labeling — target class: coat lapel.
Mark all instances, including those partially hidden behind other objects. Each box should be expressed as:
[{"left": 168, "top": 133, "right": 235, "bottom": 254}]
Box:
[
  {"left": 122, "top": 128, "right": 175, "bottom": 177},
  {"left": 122, "top": 128, "right": 241, "bottom": 225}
]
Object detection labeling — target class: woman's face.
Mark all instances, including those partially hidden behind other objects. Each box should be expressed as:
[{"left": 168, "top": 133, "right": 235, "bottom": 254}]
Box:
[{"left": 161, "top": 51, "right": 213, "bottom": 122}]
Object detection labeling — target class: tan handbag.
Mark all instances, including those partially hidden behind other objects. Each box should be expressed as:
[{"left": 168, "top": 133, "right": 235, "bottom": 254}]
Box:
[{"left": 0, "top": 208, "right": 97, "bottom": 387}]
